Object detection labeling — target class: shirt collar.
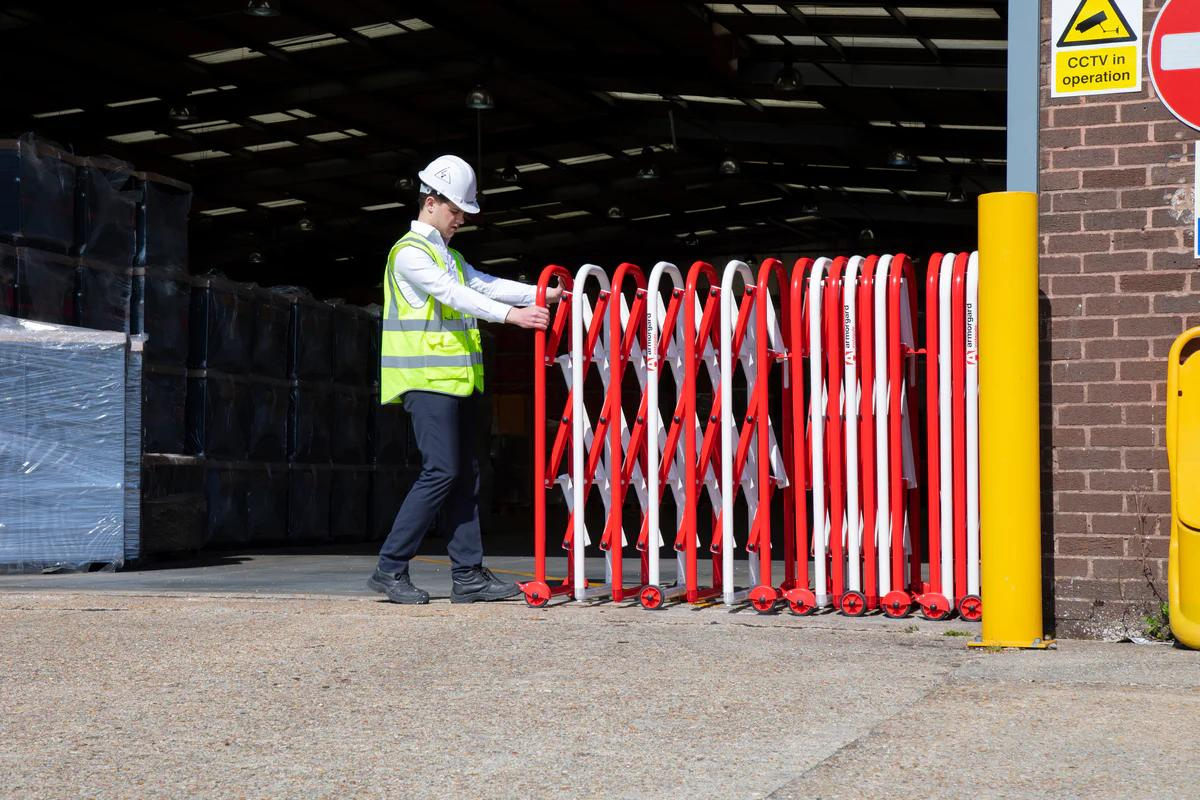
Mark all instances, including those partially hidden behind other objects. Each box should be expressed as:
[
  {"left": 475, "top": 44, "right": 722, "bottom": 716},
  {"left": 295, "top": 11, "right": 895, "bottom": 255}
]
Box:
[{"left": 410, "top": 220, "right": 447, "bottom": 248}]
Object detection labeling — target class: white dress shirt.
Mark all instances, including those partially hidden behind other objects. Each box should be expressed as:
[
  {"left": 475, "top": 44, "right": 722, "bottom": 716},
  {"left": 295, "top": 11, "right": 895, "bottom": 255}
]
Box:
[{"left": 391, "top": 220, "right": 535, "bottom": 324}]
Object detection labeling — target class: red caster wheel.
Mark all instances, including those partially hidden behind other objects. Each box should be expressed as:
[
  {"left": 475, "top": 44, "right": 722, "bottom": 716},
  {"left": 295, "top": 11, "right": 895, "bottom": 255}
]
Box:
[
  {"left": 881, "top": 590, "right": 912, "bottom": 619},
  {"left": 917, "top": 593, "right": 951, "bottom": 621},
  {"left": 785, "top": 588, "right": 818, "bottom": 616},
  {"left": 522, "top": 580, "right": 551, "bottom": 608},
  {"left": 840, "top": 590, "right": 868, "bottom": 617},
  {"left": 639, "top": 585, "right": 666, "bottom": 610},
  {"left": 958, "top": 594, "right": 983, "bottom": 622},
  {"left": 749, "top": 585, "right": 779, "bottom": 614}
]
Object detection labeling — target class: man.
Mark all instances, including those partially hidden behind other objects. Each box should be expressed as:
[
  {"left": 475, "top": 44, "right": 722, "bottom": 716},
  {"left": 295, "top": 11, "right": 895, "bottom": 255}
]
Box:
[{"left": 368, "top": 154, "right": 561, "bottom": 604}]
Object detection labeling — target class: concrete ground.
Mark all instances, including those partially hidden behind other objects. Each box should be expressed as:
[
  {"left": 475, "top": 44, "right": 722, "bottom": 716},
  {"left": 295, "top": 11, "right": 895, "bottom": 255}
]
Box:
[{"left": 1, "top": 552, "right": 1197, "bottom": 799}]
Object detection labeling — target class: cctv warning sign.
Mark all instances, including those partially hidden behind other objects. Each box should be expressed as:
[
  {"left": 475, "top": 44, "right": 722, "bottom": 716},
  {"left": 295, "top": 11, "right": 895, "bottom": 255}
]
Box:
[
  {"left": 1052, "top": 0, "right": 1143, "bottom": 97},
  {"left": 1057, "top": 0, "right": 1137, "bottom": 47}
]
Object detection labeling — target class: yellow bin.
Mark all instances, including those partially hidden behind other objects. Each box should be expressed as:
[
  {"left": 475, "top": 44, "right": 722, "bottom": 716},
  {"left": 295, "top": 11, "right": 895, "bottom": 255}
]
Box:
[{"left": 1167, "top": 327, "right": 1200, "bottom": 650}]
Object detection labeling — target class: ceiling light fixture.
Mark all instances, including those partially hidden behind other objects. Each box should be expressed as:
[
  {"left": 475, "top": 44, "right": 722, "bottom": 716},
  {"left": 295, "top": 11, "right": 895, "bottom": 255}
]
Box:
[
  {"left": 773, "top": 62, "right": 803, "bottom": 92},
  {"left": 636, "top": 146, "right": 659, "bottom": 181},
  {"left": 168, "top": 102, "right": 197, "bottom": 123},
  {"left": 500, "top": 157, "right": 520, "bottom": 184},
  {"left": 248, "top": 251, "right": 264, "bottom": 264},
  {"left": 607, "top": 206, "right": 623, "bottom": 219},
  {"left": 946, "top": 174, "right": 967, "bottom": 204},
  {"left": 858, "top": 228, "right": 876, "bottom": 244},
  {"left": 887, "top": 148, "right": 912, "bottom": 168},
  {"left": 244, "top": 0, "right": 281, "bottom": 17},
  {"left": 297, "top": 217, "right": 314, "bottom": 232},
  {"left": 718, "top": 152, "right": 741, "bottom": 176},
  {"left": 465, "top": 85, "right": 495, "bottom": 111},
  {"left": 683, "top": 232, "right": 700, "bottom": 247}
]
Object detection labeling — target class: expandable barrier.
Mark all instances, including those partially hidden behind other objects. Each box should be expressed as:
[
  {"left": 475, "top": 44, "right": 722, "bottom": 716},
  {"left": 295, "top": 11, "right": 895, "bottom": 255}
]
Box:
[{"left": 524, "top": 252, "right": 981, "bottom": 621}]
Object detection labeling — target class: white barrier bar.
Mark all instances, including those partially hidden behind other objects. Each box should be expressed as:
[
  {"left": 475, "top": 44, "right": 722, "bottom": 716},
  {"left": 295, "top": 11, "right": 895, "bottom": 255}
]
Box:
[
  {"left": 720, "top": 260, "right": 755, "bottom": 605},
  {"left": 572, "top": 264, "right": 612, "bottom": 601},
  {"left": 843, "top": 256, "right": 863, "bottom": 594},
  {"left": 937, "top": 252, "right": 955, "bottom": 599},
  {"left": 645, "top": 260, "right": 687, "bottom": 602},
  {"left": 965, "top": 251, "right": 981, "bottom": 598},
  {"left": 808, "top": 258, "right": 831, "bottom": 607},
  {"left": 873, "top": 254, "right": 891, "bottom": 596}
]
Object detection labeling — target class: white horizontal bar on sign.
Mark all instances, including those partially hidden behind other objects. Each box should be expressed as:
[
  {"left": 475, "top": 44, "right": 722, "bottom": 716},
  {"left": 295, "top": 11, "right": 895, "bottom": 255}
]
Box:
[{"left": 1162, "top": 33, "right": 1200, "bottom": 71}]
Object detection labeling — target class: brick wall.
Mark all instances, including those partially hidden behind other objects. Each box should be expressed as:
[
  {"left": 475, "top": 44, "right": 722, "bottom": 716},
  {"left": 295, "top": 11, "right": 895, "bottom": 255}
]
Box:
[{"left": 1040, "top": 0, "right": 1198, "bottom": 637}]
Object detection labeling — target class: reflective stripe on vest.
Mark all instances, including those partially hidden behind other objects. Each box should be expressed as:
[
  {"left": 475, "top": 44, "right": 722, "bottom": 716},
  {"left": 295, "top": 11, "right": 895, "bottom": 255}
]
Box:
[
  {"left": 381, "top": 318, "right": 474, "bottom": 333},
  {"left": 380, "top": 232, "right": 484, "bottom": 403},
  {"left": 381, "top": 353, "right": 484, "bottom": 369}
]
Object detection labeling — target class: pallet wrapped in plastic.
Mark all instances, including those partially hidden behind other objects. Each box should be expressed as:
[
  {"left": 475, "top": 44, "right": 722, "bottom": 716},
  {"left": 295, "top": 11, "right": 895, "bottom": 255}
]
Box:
[
  {"left": 246, "top": 464, "right": 288, "bottom": 543},
  {"left": 0, "top": 135, "right": 81, "bottom": 253},
  {"left": 331, "top": 384, "right": 371, "bottom": 464},
  {"left": 251, "top": 287, "right": 290, "bottom": 379},
  {"left": 331, "top": 466, "right": 371, "bottom": 540},
  {"left": 0, "top": 243, "right": 14, "bottom": 315},
  {"left": 0, "top": 314, "right": 126, "bottom": 571},
  {"left": 141, "top": 454, "right": 205, "bottom": 556},
  {"left": 134, "top": 171, "right": 191, "bottom": 274},
  {"left": 14, "top": 247, "right": 77, "bottom": 326},
  {"left": 143, "top": 363, "right": 188, "bottom": 454},
  {"left": 287, "top": 464, "right": 332, "bottom": 542},
  {"left": 77, "top": 257, "right": 133, "bottom": 333},
  {"left": 75, "top": 155, "right": 137, "bottom": 266},
  {"left": 288, "top": 379, "right": 333, "bottom": 462},
  {"left": 247, "top": 377, "right": 288, "bottom": 461},
  {"left": 331, "top": 302, "right": 377, "bottom": 384},
  {"left": 204, "top": 463, "right": 248, "bottom": 546},
  {"left": 273, "top": 286, "right": 332, "bottom": 380},
  {"left": 138, "top": 270, "right": 190, "bottom": 364},
  {"left": 186, "top": 369, "right": 248, "bottom": 459},
  {"left": 190, "top": 275, "right": 253, "bottom": 373},
  {"left": 124, "top": 336, "right": 144, "bottom": 561}
]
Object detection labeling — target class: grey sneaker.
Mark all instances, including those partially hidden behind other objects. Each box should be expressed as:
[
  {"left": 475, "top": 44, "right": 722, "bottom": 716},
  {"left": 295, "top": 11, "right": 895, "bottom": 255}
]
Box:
[
  {"left": 367, "top": 568, "right": 430, "bottom": 605},
  {"left": 451, "top": 566, "right": 521, "bottom": 603}
]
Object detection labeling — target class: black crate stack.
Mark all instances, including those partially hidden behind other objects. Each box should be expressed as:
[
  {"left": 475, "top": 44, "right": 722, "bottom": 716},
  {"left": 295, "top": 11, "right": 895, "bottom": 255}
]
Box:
[
  {"left": 1, "top": 133, "right": 419, "bottom": 562},
  {"left": 133, "top": 166, "right": 198, "bottom": 558},
  {"left": 187, "top": 277, "right": 289, "bottom": 547},
  {"left": 330, "top": 302, "right": 381, "bottom": 541},
  {"left": 369, "top": 313, "right": 421, "bottom": 541}
]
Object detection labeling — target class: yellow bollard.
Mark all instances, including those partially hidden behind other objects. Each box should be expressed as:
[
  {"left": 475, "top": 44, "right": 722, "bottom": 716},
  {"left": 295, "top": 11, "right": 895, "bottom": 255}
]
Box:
[
  {"left": 968, "top": 191, "right": 1053, "bottom": 650},
  {"left": 1167, "top": 327, "right": 1200, "bottom": 650}
]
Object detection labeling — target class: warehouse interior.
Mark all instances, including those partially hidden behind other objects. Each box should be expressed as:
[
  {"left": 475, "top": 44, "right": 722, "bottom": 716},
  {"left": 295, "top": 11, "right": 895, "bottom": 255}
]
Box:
[{"left": 0, "top": 1, "right": 1008, "bottom": 566}]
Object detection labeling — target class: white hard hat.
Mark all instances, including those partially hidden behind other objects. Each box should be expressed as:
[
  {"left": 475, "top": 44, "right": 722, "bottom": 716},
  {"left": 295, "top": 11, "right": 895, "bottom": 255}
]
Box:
[{"left": 417, "top": 154, "right": 480, "bottom": 214}]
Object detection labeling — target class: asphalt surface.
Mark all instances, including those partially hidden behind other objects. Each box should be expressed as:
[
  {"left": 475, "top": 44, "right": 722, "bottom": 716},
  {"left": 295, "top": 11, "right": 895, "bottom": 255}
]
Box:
[{"left": 0, "top": 555, "right": 1197, "bottom": 799}]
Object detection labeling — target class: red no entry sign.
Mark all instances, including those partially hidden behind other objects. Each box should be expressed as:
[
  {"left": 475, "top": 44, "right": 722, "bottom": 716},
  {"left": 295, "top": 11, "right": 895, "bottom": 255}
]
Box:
[{"left": 1149, "top": 0, "right": 1200, "bottom": 130}]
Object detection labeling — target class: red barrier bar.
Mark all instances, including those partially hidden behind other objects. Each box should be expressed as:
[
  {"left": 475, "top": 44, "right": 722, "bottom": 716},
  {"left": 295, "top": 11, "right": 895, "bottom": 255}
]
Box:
[
  {"left": 682, "top": 261, "right": 723, "bottom": 603},
  {"left": 783, "top": 259, "right": 815, "bottom": 615},
  {"left": 747, "top": 257, "right": 794, "bottom": 613},
  {"left": 950, "top": 251, "right": 970, "bottom": 608},
  {"left": 524, "top": 264, "right": 575, "bottom": 607},
  {"left": 823, "top": 257, "right": 846, "bottom": 608},
  {"left": 856, "top": 255, "right": 881, "bottom": 612},
  {"left": 603, "top": 262, "right": 649, "bottom": 602},
  {"left": 880, "top": 254, "right": 921, "bottom": 618}
]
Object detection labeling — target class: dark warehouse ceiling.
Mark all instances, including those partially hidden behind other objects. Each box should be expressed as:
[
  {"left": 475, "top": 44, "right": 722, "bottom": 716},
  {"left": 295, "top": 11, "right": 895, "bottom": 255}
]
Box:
[{"left": 1, "top": 1, "right": 1007, "bottom": 301}]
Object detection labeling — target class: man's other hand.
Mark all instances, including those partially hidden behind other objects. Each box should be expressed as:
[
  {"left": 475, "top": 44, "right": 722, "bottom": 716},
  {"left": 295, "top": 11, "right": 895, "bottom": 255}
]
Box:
[{"left": 506, "top": 305, "right": 550, "bottom": 330}]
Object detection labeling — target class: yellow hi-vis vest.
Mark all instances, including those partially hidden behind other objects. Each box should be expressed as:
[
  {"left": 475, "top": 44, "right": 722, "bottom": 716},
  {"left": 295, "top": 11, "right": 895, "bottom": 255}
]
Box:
[{"left": 380, "top": 232, "right": 484, "bottom": 403}]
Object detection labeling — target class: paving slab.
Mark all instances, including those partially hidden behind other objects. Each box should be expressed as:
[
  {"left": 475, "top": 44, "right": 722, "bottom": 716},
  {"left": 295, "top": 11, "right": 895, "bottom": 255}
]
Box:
[{"left": 0, "top": 581, "right": 1194, "bottom": 800}]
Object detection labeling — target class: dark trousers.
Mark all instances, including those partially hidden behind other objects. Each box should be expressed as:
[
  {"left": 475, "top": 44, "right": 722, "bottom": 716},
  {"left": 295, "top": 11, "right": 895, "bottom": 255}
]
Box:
[{"left": 377, "top": 390, "right": 483, "bottom": 577}]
